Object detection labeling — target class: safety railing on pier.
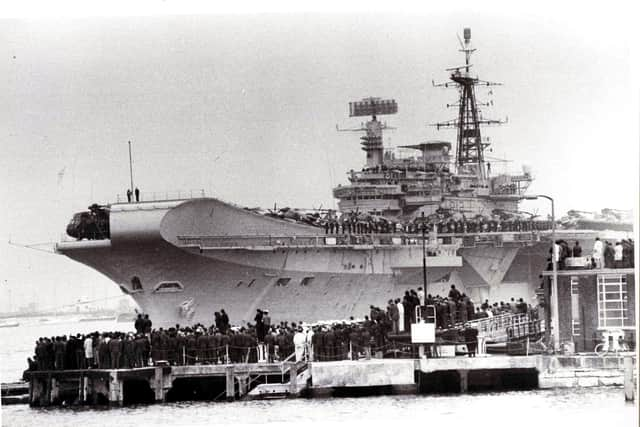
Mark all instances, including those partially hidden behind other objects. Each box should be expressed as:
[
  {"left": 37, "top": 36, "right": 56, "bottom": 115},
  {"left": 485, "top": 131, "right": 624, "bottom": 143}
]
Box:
[{"left": 465, "top": 313, "right": 534, "bottom": 342}]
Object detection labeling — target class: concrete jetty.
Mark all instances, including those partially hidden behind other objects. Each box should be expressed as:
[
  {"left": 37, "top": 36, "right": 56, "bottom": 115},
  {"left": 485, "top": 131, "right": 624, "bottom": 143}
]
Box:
[{"left": 21, "top": 354, "right": 636, "bottom": 407}]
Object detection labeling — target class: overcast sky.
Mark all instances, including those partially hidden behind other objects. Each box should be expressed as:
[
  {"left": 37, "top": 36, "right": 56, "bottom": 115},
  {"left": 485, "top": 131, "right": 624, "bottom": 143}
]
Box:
[{"left": 1, "top": 4, "right": 638, "bottom": 312}]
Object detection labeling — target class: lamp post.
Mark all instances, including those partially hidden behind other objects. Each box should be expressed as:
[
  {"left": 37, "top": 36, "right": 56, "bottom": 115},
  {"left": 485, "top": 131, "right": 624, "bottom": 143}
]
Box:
[
  {"left": 421, "top": 212, "right": 428, "bottom": 297},
  {"left": 525, "top": 194, "right": 558, "bottom": 350}
]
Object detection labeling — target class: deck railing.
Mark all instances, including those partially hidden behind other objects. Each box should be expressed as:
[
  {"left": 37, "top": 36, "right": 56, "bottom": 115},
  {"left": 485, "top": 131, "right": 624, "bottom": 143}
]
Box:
[
  {"left": 176, "top": 231, "right": 543, "bottom": 250},
  {"left": 176, "top": 233, "right": 461, "bottom": 253},
  {"left": 115, "top": 189, "right": 206, "bottom": 203}
]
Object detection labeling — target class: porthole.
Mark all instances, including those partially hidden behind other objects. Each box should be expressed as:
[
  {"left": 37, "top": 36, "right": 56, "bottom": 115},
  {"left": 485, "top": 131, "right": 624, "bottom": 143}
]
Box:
[
  {"left": 153, "top": 281, "right": 184, "bottom": 293},
  {"left": 276, "top": 277, "right": 291, "bottom": 287}
]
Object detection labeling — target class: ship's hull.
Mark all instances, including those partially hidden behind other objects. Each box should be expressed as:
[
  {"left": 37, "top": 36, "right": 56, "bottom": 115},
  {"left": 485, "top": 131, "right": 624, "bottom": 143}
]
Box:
[{"left": 57, "top": 198, "right": 618, "bottom": 328}]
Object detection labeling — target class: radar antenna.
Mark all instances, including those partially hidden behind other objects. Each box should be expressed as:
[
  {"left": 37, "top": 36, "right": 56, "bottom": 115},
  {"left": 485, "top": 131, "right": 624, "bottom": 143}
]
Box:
[
  {"left": 337, "top": 97, "right": 397, "bottom": 168},
  {"left": 431, "top": 28, "right": 505, "bottom": 180}
]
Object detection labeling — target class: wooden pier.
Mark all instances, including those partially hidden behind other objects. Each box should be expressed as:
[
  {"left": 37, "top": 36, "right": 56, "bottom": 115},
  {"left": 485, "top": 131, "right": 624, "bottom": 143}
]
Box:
[
  {"left": 25, "top": 361, "right": 306, "bottom": 406},
  {"left": 16, "top": 354, "right": 637, "bottom": 407}
]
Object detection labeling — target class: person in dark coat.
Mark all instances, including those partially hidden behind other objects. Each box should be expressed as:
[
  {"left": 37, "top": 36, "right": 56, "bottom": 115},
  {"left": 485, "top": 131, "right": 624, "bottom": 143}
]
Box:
[
  {"left": 109, "top": 334, "right": 122, "bottom": 369},
  {"left": 196, "top": 332, "right": 208, "bottom": 363},
  {"left": 134, "top": 314, "right": 144, "bottom": 334},
  {"left": 123, "top": 335, "right": 136, "bottom": 368},
  {"left": 54, "top": 337, "right": 66, "bottom": 370},
  {"left": 186, "top": 332, "right": 197, "bottom": 364},
  {"left": 134, "top": 335, "right": 146, "bottom": 367},
  {"left": 126, "top": 189, "right": 132, "bottom": 203},
  {"left": 219, "top": 331, "right": 230, "bottom": 363},
  {"left": 264, "top": 329, "right": 275, "bottom": 363},
  {"left": 388, "top": 300, "right": 399, "bottom": 333},
  {"left": 143, "top": 315, "right": 152, "bottom": 335},
  {"left": 254, "top": 309, "right": 265, "bottom": 342},
  {"left": 448, "top": 284, "right": 461, "bottom": 302},
  {"left": 464, "top": 326, "right": 479, "bottom": 357},
  {"left": 134, "top": 187, "right": 140, "bottom": 202},
  {"left": 220, "top": 310, "right": 230, "bottom": 333},
  {"left": 573, "top": 241, "right": 582, "bottom": 257}
]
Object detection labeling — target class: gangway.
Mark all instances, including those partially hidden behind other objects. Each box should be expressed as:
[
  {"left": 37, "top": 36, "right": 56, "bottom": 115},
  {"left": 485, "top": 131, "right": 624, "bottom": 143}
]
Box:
[{"left": 465, "top": 312, "right": 544, "bottom": 353}]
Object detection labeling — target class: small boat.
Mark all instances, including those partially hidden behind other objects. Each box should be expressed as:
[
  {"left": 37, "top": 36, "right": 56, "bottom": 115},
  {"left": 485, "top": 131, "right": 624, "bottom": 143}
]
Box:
[
  {"left": 116, "top": 312, "right": 138, "bottom": 323},
  {"left": 0, "top": 321, "right": 19, "bottom": 328},
  {"left": 78, "top": 315, "right": 116, "bottom": 322}
]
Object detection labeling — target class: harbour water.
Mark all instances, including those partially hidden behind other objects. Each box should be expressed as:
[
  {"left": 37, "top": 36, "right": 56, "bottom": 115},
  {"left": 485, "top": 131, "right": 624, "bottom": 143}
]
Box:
[{"left": 1, "top": 318, "right": 637, "bottom": 427}]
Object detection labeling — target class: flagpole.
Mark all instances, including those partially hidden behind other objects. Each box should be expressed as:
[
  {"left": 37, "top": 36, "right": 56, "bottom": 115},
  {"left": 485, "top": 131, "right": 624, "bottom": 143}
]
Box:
[{"left": 128, "top": 140, "right": 134, "bottom": 194}]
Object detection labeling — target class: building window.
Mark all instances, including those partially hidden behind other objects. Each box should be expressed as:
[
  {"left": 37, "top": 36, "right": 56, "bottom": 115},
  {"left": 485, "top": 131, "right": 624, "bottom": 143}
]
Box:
[
  {"left": 597, "top": 274, "right": 628, "bottom": 329},
  {"left": 275, "top": 277, "right": 291, "bottom": 287},
  {"left": 153, "top": 281, "right": 184, "bottom": 293}
]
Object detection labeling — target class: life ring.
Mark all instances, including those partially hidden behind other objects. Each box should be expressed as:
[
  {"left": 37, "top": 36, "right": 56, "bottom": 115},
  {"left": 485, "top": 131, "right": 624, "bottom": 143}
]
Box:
[{"left": 384, "top": 173, "right": 390, "bottom": 179}]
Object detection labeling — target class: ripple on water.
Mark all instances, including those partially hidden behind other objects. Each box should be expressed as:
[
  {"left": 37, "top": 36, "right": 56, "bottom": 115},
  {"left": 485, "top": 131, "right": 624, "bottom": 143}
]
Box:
[{"left": 2, "top": 388, "right": 637, "bottom": 427}]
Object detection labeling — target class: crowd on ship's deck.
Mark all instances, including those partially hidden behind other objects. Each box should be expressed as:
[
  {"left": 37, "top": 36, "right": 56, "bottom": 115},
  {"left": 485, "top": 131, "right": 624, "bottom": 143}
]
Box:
[
  {"left": 323, "top": 215, "right": 553, "bottom": 235},
  {"left": 25, "top": 286, "right": 540, "bottom": 374}
]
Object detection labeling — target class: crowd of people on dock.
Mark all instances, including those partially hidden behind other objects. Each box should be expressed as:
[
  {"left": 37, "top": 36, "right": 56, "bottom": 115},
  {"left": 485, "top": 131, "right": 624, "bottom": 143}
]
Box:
[{"left": 28, "top": 286, "right": 538, "bottom": 372}]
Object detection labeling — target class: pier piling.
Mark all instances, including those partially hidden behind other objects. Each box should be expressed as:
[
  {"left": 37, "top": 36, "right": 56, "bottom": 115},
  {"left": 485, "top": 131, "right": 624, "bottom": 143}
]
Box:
[
  {"left": 225, "top": 366, "right": 235, "bottom": 401},
  {"left": 289, "top": 362, "right": 298, "bottom": 396},
  {"left": 458, "top": 370, "right": 468, "bottom": 393},
  {"left": 624, "top": 356, "right": 634, "bottom": 402}
]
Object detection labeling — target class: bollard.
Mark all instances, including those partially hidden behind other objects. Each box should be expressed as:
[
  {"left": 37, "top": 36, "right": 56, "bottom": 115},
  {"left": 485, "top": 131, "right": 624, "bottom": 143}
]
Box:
[{"left": 624, "top": 356, "right": 634, "bottom": 401}]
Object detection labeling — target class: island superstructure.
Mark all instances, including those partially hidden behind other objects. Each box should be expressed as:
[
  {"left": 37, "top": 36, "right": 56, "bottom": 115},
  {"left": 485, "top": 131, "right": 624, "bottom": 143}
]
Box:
[
  {"left": 56, "top": 29, "right": 618, "bottom": 327},
  {"left": 334, "top": 28, "right": 531, "bottom": 220}
]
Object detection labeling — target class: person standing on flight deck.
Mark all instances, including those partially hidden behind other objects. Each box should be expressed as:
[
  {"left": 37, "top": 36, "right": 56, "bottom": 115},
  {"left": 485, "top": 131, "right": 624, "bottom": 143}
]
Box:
[
  {"left": 126, "top": 189, "right": 132, "bottom": 203},
  {"left": 134, "top": 187, "right": 140, "bottom": 202}
]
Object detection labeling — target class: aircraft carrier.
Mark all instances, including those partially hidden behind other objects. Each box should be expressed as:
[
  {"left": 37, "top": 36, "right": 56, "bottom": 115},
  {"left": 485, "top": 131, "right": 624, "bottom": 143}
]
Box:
[{"left": 56, "top": 29, "right": 627, "bottom": 327}]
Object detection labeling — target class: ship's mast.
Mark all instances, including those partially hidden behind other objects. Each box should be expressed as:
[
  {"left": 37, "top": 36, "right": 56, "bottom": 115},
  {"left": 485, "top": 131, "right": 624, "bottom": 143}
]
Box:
[
  {"left": 433, "top": 28, "right": 504, "bottom": 181},
  {"left": 338, "top": 97, "right": 397, "bottom": 168}
]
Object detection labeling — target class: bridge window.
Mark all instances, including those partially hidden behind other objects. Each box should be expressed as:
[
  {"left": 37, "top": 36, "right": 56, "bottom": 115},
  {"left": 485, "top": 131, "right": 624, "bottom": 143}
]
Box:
[
  {"left": 275, "top": 277, "right": 291, "bottom": 287},
  {"left": 131, "top": 276, "right": 143, "bottom": 291},
  {"left": 300, "top": 277, "right": 314, "bottom": 286},
  {"left": 153, "top": 281, "right": 184, "bottom": 293}
]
